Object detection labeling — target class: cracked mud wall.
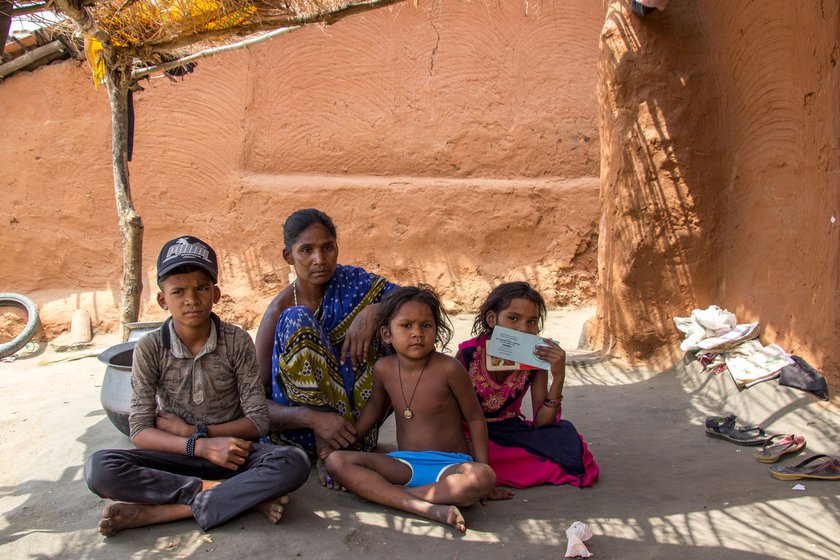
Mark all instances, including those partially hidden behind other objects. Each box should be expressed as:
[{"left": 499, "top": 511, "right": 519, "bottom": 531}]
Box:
[
  {"left": 0, "top": 0, "right": 604, "bottom": 337},
  {"left": 595, "top": 1, "right": 839, "bottom": 385}
]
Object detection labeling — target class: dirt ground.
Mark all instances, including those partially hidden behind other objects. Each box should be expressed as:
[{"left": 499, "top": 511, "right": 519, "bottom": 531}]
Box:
[{"left": 1, "top": 308, "right": 838, "bottom": 559}]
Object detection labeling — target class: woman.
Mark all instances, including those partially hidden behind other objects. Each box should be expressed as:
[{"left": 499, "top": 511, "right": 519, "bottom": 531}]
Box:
[{"left": 255, "top": 209, "right": 397, "bottom": 486}]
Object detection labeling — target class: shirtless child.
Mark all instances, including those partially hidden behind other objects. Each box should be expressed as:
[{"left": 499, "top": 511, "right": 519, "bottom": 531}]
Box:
[
  {"left": 85, "top": 236, "right": 309, "bottom": 535},
  {"left": 323, "top": 286, "right": 511, "bottom": 533}
]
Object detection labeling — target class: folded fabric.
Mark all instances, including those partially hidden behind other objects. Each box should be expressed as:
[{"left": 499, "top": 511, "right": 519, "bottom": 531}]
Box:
[
  {"left": 674, "top": 305, "right": 759, "bottom": 352},
  {"left": 565, "top": 521, "right": 593, "bottom": 558},
  {"left": 724, "top": 341, "right": 793, "bottom": 390},
  {"left": 778, "top": 355, "right": 829, "bottom": 401}
]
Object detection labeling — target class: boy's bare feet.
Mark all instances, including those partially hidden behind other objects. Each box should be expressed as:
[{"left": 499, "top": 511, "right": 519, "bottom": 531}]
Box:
[
  {"left": 255, "top": 494, "right": 290, "bottom": 524},
  {"left": 99, "top": 503, "right": 144, "bottom": 537},
  {"left": 98, "top": 502, "right": 191, "bottom": 537},
  {"left": 430, "top": 504, "right": 466, "bottom": 533}
]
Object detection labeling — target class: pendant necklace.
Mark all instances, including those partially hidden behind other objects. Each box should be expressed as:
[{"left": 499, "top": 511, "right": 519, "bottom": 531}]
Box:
[{"left": 398, "top": 354, "right": 432, "bottom": 419}]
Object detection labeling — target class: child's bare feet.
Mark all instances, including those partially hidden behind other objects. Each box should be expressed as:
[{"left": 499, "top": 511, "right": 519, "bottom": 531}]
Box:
[
  {"left": 430, "top": 505, "right": 466, "bottom": 533},
  {"left": 255, "top": 495, "right": 290, "bottom": 524}
]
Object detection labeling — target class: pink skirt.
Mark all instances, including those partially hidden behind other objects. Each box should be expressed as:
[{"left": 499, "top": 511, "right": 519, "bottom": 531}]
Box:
[{"left": 489, "top": 436, "right": 599, "bottom": 489}]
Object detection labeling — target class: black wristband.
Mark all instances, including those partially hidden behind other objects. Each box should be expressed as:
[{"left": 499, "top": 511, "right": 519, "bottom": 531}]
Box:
[
  {"left": 185, "top": 424, "right": 208, "bottom": 457},
  {"left": 185, "top": 433, "right": 200, "bottom": 457}
]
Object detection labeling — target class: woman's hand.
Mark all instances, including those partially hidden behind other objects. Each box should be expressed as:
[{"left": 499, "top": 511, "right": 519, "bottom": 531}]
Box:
[
  {"left": 310, "top": 410, "right": 358, "bottom": 450},
  {"left": 534, "top": 338, "right": 566, "bottom": 375},
  {"left": 155, "top": 410, "right": 193, "bottom": 437},
  {"left": 341, "top": 304, "right": 378, "bottom": 369}
]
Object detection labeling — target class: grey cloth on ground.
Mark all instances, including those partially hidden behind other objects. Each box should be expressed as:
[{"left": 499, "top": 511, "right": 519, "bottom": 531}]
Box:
[{"left": 778, "top": 355, "right": 829, "bottom": 401}]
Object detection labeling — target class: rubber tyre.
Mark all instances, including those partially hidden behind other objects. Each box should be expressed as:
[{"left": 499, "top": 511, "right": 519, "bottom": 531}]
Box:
[{"left": 0, "top": 293, "right": 40, "bottom": 358}]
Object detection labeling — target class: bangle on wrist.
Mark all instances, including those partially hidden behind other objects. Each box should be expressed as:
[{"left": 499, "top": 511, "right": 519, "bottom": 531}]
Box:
[{"left": 543, "top": 396, "right": 563, "bottom": 408}]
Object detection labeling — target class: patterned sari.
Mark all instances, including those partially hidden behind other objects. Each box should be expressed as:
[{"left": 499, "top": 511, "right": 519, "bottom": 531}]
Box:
[{"left": 268, "top": 265, "right": 397, "bottom": 457}]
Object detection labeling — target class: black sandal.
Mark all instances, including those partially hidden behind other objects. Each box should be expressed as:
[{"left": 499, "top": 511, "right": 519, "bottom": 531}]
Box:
[{"left": 705, "top": 414, "right": 767, "bottom": 446}]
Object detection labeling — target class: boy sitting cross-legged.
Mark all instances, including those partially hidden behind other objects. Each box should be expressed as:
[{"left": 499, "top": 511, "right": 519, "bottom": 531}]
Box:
[
  {"left": 322, "top": 286, "right": 512, "bottom": 534},
  {"left": 85, "top": 236, "right": 310, "bottom": 536}
]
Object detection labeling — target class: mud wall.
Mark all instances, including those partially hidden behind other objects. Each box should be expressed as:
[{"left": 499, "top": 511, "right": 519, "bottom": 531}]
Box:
[
  {"left": 0, "top": 0, "right": 604, "bottom": 337},
  {"left": 595, "top": 1, "right": 840, "bottom": 384}
]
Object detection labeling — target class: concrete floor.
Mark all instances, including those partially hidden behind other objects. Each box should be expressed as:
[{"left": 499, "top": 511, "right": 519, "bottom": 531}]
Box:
[{"left": 1, "top": 307, "right": 838, "bottom": 559}]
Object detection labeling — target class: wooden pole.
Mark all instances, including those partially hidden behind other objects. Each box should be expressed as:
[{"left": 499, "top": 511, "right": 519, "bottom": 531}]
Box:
[
  {"left": 53, "top": 0, "right": 144, "bottom": 340},
  {"left": 105, "top": 62, "right": 144, "bottom": 341},
  {"left": 0, "top": 1, "right": 12, "bottom": 58}
]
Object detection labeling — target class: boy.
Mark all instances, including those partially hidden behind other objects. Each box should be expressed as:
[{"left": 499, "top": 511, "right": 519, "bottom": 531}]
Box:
[
  {"left": 85, "top": 236, "right": 309, "bottom": 536},
  {"left": 323, "top": 286, "right": 510, "bottom": 533}
]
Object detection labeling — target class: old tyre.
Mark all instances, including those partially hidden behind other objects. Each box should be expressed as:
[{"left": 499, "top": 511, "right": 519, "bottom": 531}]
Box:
[{"left": 0, "top": 293, "right": 39, "bottom": 358}]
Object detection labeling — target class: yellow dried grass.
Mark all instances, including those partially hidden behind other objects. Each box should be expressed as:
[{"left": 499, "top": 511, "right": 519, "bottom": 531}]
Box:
[{"left": 87, "top": 0, "right": 358, "bottom": 48}]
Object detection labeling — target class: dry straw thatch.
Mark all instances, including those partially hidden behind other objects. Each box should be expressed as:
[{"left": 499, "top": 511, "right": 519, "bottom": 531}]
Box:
[{"left": 60, "top": 0, "right": 402, "bottom": 60}]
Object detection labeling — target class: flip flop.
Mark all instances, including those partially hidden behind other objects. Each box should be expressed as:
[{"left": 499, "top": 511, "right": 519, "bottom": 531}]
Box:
[
  {"left": 755, "top": 434, "right": 806, "bottom": 463},
  {"left": 770, "top": 454, "right": 840, "bottom": 481},
  {"left": 704, "top": 414, "right": 767, "bottom": 446}
]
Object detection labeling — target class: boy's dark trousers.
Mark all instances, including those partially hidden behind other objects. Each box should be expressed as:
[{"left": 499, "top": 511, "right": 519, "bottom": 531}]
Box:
[{"left": 85, "top": 443, "right": 310, "bottom": 531}]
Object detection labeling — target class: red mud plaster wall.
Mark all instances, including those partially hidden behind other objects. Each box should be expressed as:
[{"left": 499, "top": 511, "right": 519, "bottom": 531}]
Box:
[
  {"left": 0, "top": 0, "right": 605, "bottom": 336},
  {"left": 594, "top": 2, "right": 724, "bottom": 360},
  {"left": 700, "top": 1, "right": 840, "bottom": 383},
  {"left": 595, "top": 1, "right": 839, "bottom": 385}
]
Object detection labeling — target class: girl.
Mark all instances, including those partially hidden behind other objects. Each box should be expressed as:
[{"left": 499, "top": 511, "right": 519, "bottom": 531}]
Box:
[
  {"left": 456, "top": 282, "right": 599, "bottom": 488},
  {"left": 324, "top": 286, "right": 501, "bottom": 533}
]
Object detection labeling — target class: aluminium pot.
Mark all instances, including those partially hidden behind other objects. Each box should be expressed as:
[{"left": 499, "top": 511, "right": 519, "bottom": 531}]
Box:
[{"left": 97, "top": 341, "right": 135, "bottom": 437}]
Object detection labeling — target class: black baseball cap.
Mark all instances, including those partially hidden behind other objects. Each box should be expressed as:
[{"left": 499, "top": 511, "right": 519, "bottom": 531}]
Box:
[{"left": 157, "top": 236, "right": 218, "bottom": 283}]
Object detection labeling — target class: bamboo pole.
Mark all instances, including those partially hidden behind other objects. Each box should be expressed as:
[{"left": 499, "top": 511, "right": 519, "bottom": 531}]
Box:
[
  {"left": 133, "top": 25, "right": 300, "bottom": 80},
  {"left": 0, "top": 40, "right": 65, "bottom": 78}
]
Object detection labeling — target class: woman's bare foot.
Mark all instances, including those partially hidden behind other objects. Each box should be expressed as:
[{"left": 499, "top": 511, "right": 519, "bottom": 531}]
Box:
[
  {"left": 314, "top": 435, "right": 346, "bottom": 490},
  {"left": 255, "top": 495, "right": 290, "bottom": 524},
  {"left": 430, "top": 504, "right": 466, "bottom": 533},
  {"left": 316, "top": 457, "right": 346, "bottom": 490},
  {"left": 98, "top": 502, "right": 192, "bottom": 537}
]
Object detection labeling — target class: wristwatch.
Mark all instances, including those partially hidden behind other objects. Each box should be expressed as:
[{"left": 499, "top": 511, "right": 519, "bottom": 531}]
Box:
[{"left": 185, "top": 423, "right": 209, "bottom": 457}]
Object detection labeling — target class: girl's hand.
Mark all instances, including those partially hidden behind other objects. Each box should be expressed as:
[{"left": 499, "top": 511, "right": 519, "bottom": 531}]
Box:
[{"left": 534, "top": 339, "right": 566, "bottom": 373}]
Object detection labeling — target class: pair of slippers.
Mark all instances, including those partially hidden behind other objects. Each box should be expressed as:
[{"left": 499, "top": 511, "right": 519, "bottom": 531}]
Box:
[
  {"left": 705, "top": 415, "right": 807, "bottom": 460},
  {"left": 757, "top": 434, "right": 840, "bottom": 481},
  {"left": 705, "top": 415, "right": 840, "bottom": 480}
]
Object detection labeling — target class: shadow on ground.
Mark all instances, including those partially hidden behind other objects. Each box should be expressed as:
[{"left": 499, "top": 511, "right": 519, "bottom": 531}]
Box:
[{"left": 0, "top": 312, "right": 838, "bottom": 559}]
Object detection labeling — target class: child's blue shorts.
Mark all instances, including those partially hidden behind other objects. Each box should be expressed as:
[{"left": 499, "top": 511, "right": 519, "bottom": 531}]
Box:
[{"left": 387, "top": 451, "right": 473, "bottom": 487}]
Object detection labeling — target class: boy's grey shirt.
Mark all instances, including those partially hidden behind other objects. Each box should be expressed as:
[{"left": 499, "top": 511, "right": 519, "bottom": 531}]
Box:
[{"left": 129, "top": 319, "right": 269, "bottom": 439}]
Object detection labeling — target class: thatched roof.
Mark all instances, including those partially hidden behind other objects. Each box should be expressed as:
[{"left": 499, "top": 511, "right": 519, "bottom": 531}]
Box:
[
  {"left": 83, "top": 0, "right": 397, "bottom": 52},
  {"left": 47, "top": 0, "right": 403, "bottom": 79}
]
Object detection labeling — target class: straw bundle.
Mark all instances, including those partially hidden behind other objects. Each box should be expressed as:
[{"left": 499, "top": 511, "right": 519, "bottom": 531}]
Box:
[{"left": 85, "top": 0, "right": 360, "bottom": 50}]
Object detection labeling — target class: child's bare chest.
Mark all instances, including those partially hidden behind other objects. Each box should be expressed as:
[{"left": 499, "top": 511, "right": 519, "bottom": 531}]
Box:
[{"left": 383, "top": 374, "right": 456, "bottom": 419}]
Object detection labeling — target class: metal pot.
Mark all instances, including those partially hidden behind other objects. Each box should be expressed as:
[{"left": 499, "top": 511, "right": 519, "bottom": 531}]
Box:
[{"left": 98, "top": 341, "right": 136, "bottom": 437}]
